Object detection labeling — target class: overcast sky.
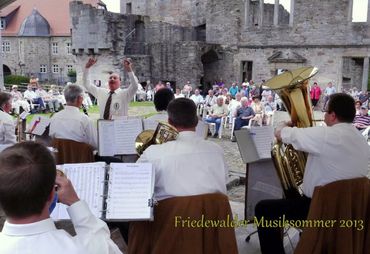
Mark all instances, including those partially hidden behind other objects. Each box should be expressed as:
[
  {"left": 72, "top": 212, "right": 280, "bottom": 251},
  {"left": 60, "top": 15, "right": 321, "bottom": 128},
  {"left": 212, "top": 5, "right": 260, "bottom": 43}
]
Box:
[{"left": 104, "top": 0, "right": 120, "bottom": 13}]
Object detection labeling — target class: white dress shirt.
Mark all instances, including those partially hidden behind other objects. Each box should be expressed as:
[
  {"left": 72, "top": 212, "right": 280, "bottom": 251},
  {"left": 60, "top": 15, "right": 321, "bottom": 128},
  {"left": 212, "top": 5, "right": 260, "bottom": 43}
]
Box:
[
  {"left": 23, "top": 89, "right": 39, "bottom": 100},
  {"left": 0, "top": 110, "right": 16, "bottom": 145},
  {"left": 83, "top": 69, "right": 139, "bottom": 119},
  {"left": 49, "top": 106, "right": 97, "bottom": 149},
  {"left": 137, "top": 131, "right": 228, "bottom": 200},
  {"left": 281, "top": 123, "right": 370, "bottom": 198},
  {"left": 190, "top": 94, "right": 204, "bottom": 105},
  {"left": 0, "top": 201, "right": 121, "bottom": 254}
]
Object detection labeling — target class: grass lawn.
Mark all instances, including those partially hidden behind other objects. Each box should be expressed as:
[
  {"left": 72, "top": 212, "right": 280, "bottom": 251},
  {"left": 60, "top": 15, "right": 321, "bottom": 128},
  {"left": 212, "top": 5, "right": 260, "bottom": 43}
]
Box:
[{"left": 23, "top": 101, "right": 155, "bottom": 123}]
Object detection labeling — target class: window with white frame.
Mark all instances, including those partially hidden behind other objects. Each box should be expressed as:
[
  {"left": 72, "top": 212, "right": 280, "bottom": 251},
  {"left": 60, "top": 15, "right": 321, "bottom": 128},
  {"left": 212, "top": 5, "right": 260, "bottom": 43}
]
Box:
[
  {"left": 52, "top": 64, "right": 59, "bottom": 73},
  {"left": 67, "top": 65, "right": 73, "bottom": 72},
  {"left": 0, "top": 18, "right": 6, "bottom": 29},
  {"left": 40, "top": 64, "right": 47, "bottom": 73},
  {"left": 2, "top": 41, "right": 10, "bottom": 52},
  {"left": 66, "top": 42, "right": 72, "bottom": 54},
  {"left": 52, "top": 42, "right": 58, "bottom": 54},
  {"left": 352, "top": 0, "right": 369, "bottom": 22}
]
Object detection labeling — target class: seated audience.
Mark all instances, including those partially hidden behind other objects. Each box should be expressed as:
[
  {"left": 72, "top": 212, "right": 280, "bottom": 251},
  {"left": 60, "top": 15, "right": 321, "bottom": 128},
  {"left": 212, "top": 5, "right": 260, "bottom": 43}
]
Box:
[
  {"left": 353, "top": 106, "right": 370, "bottom": 131},
  {"left": 49, "top": 85, "right": 66, "bottom": 106},
  {"left": 204, "top": 97, "right": 228, "bottom": 137},
  {"left": 0, "top": 92, "right": 16, "bottom": 144},
  {"left": 251, "top": 96, "right": 265, "bottom": 126},
  {"left": 190, "top": 89, "right": 204, "bottom": 105},
  {"left": 232, "top": 97, "right": 255, "bottom": 139},
  {"left": 37, "top": 85, "right": 60, "bottom": 112},
  {"left": 228, "top": 83, "right": 239, "bottom": 98},
  {"left": 24, "top": 84, "right": 45, "bottom": 111},
  {"left": 49, "top": 84, "right": 97, "bottom": 149},
  {"left": 0, "top": 142, "right": 121, "bottom": 254},
  {"left": 10, "top": 85, "right": 30, "bottom": 114},
  {"left": 174, "top": 88, "right": 184, "bottom": 99}
]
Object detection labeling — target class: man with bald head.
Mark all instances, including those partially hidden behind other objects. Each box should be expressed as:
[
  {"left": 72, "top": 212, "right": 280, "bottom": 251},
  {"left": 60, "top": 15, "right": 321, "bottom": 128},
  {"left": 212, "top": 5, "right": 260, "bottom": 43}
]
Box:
[{"left": 83, "top": 58, "right": 139, "bottom": 119}]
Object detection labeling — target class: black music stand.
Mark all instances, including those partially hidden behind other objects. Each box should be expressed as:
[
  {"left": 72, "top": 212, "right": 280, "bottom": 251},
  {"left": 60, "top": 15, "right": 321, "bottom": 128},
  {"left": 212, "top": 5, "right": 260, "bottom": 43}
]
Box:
[{"left": 235, "top": 127, "right": 283, "bottom": 241}]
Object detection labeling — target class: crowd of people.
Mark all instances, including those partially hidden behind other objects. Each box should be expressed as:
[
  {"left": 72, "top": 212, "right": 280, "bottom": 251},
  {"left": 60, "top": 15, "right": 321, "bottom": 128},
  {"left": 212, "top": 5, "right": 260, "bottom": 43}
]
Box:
[{"left": 0, "top": 59, "right": 369, "bottom": 254}]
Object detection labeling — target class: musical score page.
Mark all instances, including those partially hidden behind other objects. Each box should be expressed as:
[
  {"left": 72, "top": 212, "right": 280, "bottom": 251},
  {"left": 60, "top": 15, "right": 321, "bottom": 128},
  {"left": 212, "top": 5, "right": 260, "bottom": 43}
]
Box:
[
  {"left": 106, "top": 163, "right": 154, "bottom": 220},
  {"left": 51, "top": 162, "right": 106, "bottom": 220},
  {"left": 143, "top": 119, "right": 158, "bottom": 130},
  {"left": 114, "top": 119, "right": 143, "bottom": 155},
  {"left": 27, "top": 116, "right": 51, "bottom": 136},
  {"left": 250, "top": 126, "right": 274, "bottom": 159},
  {"left": 97, "top": 120, "right": 116, "bottom": 156}
]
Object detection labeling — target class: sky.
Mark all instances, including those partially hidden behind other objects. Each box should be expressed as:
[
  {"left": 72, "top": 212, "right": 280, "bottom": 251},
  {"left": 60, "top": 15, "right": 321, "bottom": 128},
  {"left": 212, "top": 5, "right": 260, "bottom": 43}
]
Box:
[{"left": 104, "top": 0, "right": 120, "bottom": 13}]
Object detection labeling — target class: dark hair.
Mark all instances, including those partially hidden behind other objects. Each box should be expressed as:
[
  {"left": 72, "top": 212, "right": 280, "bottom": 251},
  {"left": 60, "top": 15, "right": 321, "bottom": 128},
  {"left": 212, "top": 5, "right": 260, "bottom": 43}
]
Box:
[
  {"left": 167, "top": 98, "right": 198, "bottom": 128},
  {"left": 154, "top": 88, "right": 175, "bottom": 111},
  {"left": 0, "top": 92, "right": 12, "bottom": 108},
  {"left": 327, "top": 93, "right": 356, "bottom": 123},
  {"left": 0, "top": 142, "right": 56, "bottom": 218}
]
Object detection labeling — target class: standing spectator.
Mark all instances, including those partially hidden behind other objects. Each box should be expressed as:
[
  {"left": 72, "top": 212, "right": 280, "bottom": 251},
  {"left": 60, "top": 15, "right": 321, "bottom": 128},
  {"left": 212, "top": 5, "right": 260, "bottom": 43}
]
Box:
[
  {"left": 0, "top": 92, "right": 16, "bottom": 144},
  {"left": 310, "top": 82, "right": 321, "bottom": 108},
  {"left": 323, "top": 82, "right": 336, "bottom": 110}
]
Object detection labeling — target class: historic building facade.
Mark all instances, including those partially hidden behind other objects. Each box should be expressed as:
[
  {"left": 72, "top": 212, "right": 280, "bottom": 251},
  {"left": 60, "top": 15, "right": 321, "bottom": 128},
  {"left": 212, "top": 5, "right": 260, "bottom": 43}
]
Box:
[
  {"left": 0, "top": 0, "right": 102, "bottom": 84},
  {"left": 71, "top": 0, "right": 370, "bottom": 91}
]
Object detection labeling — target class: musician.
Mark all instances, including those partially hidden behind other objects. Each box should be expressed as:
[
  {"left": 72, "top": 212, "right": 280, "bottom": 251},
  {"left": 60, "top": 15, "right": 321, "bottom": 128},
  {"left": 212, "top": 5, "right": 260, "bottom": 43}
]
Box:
[
  {"left": 137, "top": 98, "right": 228, "bottom": 200},
  {"left": 146, "top": 87, "right": 175, "bottom": 122},
  {"left": 0, "top": 142, "right": 121, "bottom": 254},
  {"left": 83, "top": 58, "right": 139, "bottom": 120},
  {"left": 0, "top": 92, "right": 16, "bottom": 144},
  {"left": 255, "top": 93, "right": 369, "bottom": 254},
  {"left": 49, "top": 84, "right": 97, "bottom": 148}
]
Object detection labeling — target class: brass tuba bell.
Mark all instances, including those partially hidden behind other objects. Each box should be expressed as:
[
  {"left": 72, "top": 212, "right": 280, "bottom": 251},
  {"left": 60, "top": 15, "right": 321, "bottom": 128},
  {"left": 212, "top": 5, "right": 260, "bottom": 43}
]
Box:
[
  {"left": 264, "top": 67, "right": 318, "bottom": 198},
  {"left": 135, "top": 121, "right": 178, "bottom": 155}
]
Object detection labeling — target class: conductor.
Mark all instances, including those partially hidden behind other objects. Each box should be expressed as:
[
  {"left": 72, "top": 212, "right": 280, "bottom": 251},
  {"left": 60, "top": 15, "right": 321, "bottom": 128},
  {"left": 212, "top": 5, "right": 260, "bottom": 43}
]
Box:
[{"left": 83, "top": 58, "right": 139, "bottom": 119}]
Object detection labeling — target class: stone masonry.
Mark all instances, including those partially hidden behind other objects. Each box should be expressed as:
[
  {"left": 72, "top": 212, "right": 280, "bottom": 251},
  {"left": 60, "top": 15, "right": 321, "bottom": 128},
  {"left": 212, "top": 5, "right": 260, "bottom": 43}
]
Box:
[{"left": 73, "top": 0, "right": 370, "bottom": 92}]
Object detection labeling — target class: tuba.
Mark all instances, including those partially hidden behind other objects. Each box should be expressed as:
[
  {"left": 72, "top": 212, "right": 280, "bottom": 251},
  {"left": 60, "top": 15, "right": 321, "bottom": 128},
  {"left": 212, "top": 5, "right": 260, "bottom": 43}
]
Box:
[
  {"left": 135, "top": 121, "right": 178, "bottom": 155},
  {"left": 264, "top": 67, "right": 318, "bottom": 198}
]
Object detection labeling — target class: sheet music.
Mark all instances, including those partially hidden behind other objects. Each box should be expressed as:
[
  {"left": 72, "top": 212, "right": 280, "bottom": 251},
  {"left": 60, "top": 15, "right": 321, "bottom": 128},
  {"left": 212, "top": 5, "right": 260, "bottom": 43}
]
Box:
[
  {"left": 98, "top": 120, "right": 116, "bottom": 156},
  {"left": 195, "top": 120, "right": 208, "bottom": 139},
  {"left": 106, "top": 163, "right": 154, "bottom": 220},
  {"left": 143, "top": 119, "right": 158, "bottom": 130},
  {"left": 250, "top": 126, "right": 274, "bottom": 159},
  {"left": 51, "top": 162, "right": 106, "bottom": 220},
  {"left": 27, "top": 116, "right": 50, "bottom": 136},
  {"left": 114, "top": 119, "right": 143, "bottom": 155}
]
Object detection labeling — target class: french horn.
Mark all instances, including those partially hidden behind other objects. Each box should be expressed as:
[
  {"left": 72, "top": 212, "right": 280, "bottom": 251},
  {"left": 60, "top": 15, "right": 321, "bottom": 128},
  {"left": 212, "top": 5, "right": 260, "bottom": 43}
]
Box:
[
  {"left": 264, "top": 67, "right": 318, "bottom": 198},
  {"left": 135, "top": 121, "right": 178, "bottom": 155}
]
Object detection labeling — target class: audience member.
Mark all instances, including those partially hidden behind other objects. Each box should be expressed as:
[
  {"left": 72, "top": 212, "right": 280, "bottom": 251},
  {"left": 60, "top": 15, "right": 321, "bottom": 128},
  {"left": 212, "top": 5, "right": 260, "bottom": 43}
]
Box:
[{"left": 0, "top": 92, "right": 16, "bottom": 144}]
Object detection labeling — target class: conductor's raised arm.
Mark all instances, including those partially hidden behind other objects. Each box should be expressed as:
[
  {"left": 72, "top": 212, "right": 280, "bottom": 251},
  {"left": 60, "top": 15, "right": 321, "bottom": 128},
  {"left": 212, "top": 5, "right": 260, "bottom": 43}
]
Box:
[{"left": 82, "top": 58, "right": 99, "bottom": 98}]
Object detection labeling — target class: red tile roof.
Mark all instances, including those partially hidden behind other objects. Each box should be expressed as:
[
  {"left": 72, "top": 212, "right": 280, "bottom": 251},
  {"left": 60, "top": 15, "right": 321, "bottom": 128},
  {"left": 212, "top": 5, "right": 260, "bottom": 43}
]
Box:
[{"left": 0, "top": 0, "right": 100, "bottom": 36}]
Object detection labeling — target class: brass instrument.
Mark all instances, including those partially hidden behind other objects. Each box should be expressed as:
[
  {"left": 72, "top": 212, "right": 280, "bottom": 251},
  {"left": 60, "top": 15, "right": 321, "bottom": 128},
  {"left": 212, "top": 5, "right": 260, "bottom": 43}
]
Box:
[
  {"left": 135, "top": 121, "right": 178, "bottom": 155},
  {"left": 264, "top": 67, "right": 318, "bottom": 198}
]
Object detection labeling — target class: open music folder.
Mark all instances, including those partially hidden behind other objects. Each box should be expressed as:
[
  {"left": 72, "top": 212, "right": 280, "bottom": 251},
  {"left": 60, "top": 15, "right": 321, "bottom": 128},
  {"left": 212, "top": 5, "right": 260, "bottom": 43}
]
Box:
[
  {"left": 97, "top": 118, "right": 143, "bottom": 156},
  {"left": 51, "top": 162, "right": 155, "bottom": 221},
  {"left": 234, "top": 125, "right": 274, "bottom": 163},
  {"left": 26, "top": 115, "right": 51, "bottom": 136}
]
